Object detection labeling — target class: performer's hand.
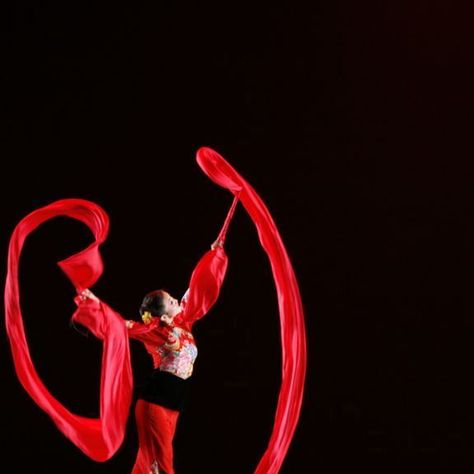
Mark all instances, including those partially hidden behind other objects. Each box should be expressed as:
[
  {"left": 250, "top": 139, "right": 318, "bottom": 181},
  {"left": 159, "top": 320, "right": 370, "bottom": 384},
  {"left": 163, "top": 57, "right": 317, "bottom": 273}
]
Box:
[
  {"left": 78, "top": 289, "right": 99, "bottom": 302},
  {"left": 160, "top": 314, "right": 173, "bottom": 326},
  {"left": 211, "top": 239, "right": 224, "bottom": 250}
]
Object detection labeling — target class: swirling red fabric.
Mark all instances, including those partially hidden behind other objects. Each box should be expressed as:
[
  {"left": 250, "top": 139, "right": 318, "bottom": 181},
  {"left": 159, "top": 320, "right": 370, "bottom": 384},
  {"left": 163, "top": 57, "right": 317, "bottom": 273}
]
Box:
[
  {"left": 4, "top": 199, "right": 132, "bottom": 461},
  {"left": 196, "top": 147, "right": 307, "bottom": 474}
]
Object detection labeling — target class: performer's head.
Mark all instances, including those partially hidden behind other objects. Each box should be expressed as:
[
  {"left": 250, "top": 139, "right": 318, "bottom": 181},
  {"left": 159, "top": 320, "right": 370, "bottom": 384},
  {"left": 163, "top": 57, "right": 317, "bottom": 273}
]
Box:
[{"left": 139, "top": 289, "right": 182, "bottom": 320}]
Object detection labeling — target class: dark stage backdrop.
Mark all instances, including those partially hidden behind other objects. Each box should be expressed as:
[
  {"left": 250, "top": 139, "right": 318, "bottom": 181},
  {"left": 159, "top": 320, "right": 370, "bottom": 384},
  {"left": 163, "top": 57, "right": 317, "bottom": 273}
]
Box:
[{"left": 1, "top": 1, "right": 474, "bottom": 473}]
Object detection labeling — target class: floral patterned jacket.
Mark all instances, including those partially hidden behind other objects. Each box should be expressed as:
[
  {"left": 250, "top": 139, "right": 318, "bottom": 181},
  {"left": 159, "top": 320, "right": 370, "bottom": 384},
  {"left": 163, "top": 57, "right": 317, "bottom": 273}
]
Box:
[{"left": 124, "top": 247, "right": 228, "bottom": 378}]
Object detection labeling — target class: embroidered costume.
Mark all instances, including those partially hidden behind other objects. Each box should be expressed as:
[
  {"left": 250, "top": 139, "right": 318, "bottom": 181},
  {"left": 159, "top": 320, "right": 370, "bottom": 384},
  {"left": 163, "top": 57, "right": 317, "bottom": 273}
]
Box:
[{"left": 124, "top": 254, "right": 228, "bottom": 474}]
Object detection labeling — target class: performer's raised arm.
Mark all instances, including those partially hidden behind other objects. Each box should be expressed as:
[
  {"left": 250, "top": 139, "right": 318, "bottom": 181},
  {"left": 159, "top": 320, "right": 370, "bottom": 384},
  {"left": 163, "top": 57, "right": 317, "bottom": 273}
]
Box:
[{"left": 177, "top": 238, "right": 228, "bottom": 328}]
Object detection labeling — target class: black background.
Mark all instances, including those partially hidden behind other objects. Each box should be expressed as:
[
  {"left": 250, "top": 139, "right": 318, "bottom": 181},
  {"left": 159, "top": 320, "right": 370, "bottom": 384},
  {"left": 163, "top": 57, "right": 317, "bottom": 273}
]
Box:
[{"left": 1, "top": 1, "right": 474, "bottom": 473}]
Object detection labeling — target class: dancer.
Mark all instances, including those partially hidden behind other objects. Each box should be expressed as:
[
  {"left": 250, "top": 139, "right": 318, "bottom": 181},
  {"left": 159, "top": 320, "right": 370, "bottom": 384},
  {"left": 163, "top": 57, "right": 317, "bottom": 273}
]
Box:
[
  {"left": 77, "top": 238, "right": 227, "bottom": 474},
  {"left": 5, "top": 146, "right": 306, "bottom": 474}
]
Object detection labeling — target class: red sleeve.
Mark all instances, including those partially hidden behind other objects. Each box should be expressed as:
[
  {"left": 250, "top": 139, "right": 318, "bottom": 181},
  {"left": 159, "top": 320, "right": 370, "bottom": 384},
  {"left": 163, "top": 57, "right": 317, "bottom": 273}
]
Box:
[
  {"left": 72, "top": 296, "right": 108, "bottom": 340},
  {"left": 177, "top": 246, "right": 228, "bottom": 327}
]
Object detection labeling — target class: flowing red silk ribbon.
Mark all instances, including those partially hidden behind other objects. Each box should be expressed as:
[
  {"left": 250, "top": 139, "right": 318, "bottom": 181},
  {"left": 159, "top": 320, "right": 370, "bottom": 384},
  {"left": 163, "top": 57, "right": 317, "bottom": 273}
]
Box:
[
  {"left": 196, "top": 147, "right": 307, "bottom": 474},
  {"left": 4, "top": 199, "right": 133, "bottom": 461}
]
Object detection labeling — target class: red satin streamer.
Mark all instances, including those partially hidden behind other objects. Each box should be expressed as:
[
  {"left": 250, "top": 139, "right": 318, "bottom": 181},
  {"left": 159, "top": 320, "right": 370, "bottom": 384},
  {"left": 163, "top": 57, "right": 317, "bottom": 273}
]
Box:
[
  {"left": 4, "top": 199, "right": 133, "bottom": 461},
  {"left": 196, "top": 147, "right": 307, "bottom": 474}
]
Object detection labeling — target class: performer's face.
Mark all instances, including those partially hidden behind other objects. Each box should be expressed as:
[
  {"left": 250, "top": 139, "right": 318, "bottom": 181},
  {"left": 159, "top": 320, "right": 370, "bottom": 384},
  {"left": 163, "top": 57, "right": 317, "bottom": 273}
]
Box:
[{"left": 162, "top": 291, "right": 182, "bottom": 318}]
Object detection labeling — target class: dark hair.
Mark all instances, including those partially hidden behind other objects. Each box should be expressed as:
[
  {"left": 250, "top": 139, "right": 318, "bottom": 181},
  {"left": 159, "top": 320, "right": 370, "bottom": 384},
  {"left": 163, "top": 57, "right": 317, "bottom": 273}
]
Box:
[{"left": 139, "top": 289, "right": 167, "bottom": 317}]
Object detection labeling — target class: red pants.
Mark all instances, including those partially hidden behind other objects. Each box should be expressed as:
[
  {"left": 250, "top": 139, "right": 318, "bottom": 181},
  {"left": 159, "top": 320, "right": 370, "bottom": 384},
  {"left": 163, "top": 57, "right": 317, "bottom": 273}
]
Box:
[{"left": 132, "top": 399, "right": 180, "bottom": 474}]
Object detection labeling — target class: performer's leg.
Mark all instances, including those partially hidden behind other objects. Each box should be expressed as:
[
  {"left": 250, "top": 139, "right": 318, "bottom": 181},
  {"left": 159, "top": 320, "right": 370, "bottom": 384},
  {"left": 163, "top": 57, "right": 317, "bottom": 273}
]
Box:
[
  {"left": 147, "top": 402, "right": 180, "bottom": 474},
  {"left": 132, "top": 399, "right": 180, "bottom": 474},
  {"left": 132, "top": 399, "right": 152, "bottom": 474}
]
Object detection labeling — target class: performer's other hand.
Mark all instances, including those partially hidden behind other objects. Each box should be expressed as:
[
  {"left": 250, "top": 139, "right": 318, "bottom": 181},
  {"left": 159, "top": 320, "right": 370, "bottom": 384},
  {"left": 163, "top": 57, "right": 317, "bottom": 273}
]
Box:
[
  {"left": 211, "top": 239, "right": 224, "bottom": 250},
  {"left": 78, "top": 289, "right": 99, "bottom": 302}
]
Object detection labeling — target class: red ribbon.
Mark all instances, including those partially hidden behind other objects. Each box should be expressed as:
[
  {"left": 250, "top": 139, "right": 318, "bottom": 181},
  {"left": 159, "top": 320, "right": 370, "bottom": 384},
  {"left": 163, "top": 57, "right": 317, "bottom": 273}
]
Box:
[
  {"left": 4, "top": 199, "right": 132, "bottom": 461},
  {"left": 197, "top": 147, "right": 307, "bottom": 474}
]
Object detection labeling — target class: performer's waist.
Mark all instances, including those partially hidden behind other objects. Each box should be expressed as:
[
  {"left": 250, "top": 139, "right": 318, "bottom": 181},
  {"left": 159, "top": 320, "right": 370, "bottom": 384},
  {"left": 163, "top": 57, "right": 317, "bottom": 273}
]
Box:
[{"left": 137, "top": 369, "right": 193, "bottom": 411}]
